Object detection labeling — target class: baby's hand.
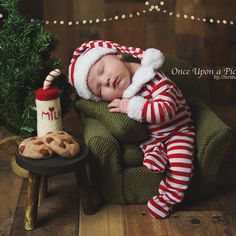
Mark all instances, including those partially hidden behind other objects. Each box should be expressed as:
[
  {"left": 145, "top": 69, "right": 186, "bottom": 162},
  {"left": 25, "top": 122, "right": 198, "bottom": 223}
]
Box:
[{"left": 108, "top": 98, "right": 130, "bottom": 114}]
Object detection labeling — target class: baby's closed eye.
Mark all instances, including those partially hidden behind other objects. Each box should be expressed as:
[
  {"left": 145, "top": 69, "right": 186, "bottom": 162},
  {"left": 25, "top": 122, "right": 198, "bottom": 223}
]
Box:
[{"left": 97, "top": 63, "right": 104, "bottom": 75}]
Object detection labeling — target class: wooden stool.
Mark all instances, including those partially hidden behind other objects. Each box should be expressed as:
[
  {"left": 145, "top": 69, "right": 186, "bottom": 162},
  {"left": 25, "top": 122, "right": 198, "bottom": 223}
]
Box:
[{"left": 15, "top": 145, "right": 97, "bottom": 230}]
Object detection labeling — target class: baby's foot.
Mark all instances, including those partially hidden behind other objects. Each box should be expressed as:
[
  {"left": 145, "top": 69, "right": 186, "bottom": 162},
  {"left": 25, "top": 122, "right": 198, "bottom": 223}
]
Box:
[
  {"left": 147, "top": 196, "right": 173, "bottom": 219},
  {"left": 143, "top": 152, "right": 167, "bottom": 173}
]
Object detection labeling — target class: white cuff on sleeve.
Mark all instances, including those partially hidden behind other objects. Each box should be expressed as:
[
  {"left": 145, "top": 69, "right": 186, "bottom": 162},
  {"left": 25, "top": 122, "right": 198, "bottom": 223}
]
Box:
[{"left": 127, "top": 96, "right": 146, "bottom": 122}]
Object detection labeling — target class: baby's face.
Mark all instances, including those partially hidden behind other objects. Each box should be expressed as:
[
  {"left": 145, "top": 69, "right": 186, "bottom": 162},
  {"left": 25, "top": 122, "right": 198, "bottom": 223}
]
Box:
[{"left": 87, "top": 54, "right": 131, "bottom": 101}]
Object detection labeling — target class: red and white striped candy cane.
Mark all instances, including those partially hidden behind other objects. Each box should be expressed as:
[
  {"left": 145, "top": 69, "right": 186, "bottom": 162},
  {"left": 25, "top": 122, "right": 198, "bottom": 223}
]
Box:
[{"left": 43, "top": 69, "right": 61, "bottom": 89}]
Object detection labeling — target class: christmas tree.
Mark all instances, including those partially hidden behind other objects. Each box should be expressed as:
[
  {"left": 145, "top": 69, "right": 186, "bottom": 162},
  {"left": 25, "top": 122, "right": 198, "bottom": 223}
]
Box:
[{"left": 0, "top": 0, "right": 72, "bottom": 137}]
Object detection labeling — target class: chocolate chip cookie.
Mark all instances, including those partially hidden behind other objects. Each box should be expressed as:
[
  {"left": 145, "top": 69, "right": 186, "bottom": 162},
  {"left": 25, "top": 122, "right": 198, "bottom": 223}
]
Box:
[
  {"left": 43, "top": 131, "right": 80, "bottom": 158},
  {"left": 19, "top": 137, "right": 54, "bottom": 159}
]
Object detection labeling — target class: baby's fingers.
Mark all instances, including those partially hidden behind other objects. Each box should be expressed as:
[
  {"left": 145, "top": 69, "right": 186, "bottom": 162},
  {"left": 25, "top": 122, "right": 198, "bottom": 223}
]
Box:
[
  {"left": 109, "top": 107, "right": 120, "bottom": 113},
  {"left": 108, "top": 99, "right": 121, "bottom": 108},
  {"left": 108, "top": 103, "right": 118, "bottom": 108}
]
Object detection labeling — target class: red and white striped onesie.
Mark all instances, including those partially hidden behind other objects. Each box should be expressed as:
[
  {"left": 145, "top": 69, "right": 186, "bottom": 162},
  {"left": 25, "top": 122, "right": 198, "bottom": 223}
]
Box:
[
  {"left": 126, "top": 71, "right": 195, "bottom": 219},
  {"left": 68, "top": 40, "right": 194, "bottom": 218}
]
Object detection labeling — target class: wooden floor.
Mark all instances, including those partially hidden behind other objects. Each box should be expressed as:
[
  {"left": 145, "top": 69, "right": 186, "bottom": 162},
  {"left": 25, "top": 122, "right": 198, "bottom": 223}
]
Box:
[{"left": 0, "top": 107, "right": 236, "bottom": 235}]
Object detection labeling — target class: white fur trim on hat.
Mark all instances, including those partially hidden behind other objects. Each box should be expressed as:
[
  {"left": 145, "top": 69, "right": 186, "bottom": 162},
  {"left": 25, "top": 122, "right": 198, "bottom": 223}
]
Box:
[
  {"left": 73, "top": 47, "right": 116, "bottom": 100},
  {"left": 123, "top": 48, "right": 165, "bottom": 99}
]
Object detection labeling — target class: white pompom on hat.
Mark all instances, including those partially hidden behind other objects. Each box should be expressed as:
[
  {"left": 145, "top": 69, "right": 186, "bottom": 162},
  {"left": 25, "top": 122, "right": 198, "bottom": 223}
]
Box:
[{"left": 68, "top": 40, "right": 165, "bottom": 100}]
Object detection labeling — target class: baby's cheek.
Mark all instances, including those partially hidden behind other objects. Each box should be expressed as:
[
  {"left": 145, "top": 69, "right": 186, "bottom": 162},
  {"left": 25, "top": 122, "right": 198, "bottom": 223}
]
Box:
[{"left": 103, "top": 89, "right": 122, "bottom": 101}]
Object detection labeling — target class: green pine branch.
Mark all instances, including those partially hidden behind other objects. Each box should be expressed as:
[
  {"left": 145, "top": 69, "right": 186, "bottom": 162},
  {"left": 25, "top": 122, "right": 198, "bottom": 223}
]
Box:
[{"left": 0, "top": 0, "right": 73, "bottom": 137}]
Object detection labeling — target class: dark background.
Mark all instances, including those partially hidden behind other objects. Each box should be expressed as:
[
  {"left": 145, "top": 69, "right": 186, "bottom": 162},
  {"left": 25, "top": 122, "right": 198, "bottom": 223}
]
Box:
[{"left": 2, "top": 0, "right": 236, "bottom": 130}]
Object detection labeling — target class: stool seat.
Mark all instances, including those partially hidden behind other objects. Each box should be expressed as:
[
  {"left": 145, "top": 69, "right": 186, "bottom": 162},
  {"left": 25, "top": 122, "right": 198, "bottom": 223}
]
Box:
[{"left": 16, "top": 145, "right": 88, "bottom": 175}]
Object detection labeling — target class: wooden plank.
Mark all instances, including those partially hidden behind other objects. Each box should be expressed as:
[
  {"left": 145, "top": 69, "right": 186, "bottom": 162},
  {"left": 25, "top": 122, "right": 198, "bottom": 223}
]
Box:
[
  {"left": 175, "top": 35, "right": 205, "bottom": 66},
  {"left": 79, "top": 203, "right": 125, "bottom": 236},
  {"left": 215, "top": 193, "right": 236, "bottom": 234},
  {"left": 146, "top": 3, "right": 175, "bottom": 54},
  {"left": 19, "top": 0, "right": 43, "bottom": 20},
  {"left": 43, "top": 0, "right": 76, "bottom": 74},
  {"left": 150, "top": 211, "right": 235, "bottom": 236},
  {"left": 175, "top": 0, "right": 205, "bottom": 37},
  {"left": 73, "top": 0, "right": 106, "bottom": 46},
  {"left": 123, "top": 204, "right": 158, "bottom": 235},
  {"left": 104, "top": 3, "right": 146, "bottom": 48},
  {"left": 80, "top": 204, "right": 236, "bottom": 236},
  {"left": 0, "top": 139, "right": 23, "bottom": 235},
  {"left": 10, "top": 174, "right": 80, "bottom": 235},
  {"left": 216, "top": 151, "right": 236, "bottom": 233},
  {"left": 124, "top": 205, "right": 236, "bottom": 235}
]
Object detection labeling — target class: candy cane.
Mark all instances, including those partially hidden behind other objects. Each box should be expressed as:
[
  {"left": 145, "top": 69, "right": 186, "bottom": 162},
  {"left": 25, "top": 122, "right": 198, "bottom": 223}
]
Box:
[{"left": 43, "top": 69, "right": 61, "bottom": 89}]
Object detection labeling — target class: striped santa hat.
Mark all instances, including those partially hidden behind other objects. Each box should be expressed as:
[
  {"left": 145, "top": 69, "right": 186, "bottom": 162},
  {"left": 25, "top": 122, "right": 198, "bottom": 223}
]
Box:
[{"left": 68, "top": 40, "right": 165, "bottom": 101}]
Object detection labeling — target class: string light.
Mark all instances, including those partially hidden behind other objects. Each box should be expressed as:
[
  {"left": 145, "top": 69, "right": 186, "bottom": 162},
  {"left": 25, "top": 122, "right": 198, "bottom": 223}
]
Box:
[
  {"left": 153, "top": 1, "right": 235, "bottom": 26},
  {"left": 0, "top": 0, "right": 234, "bottom": 27}
]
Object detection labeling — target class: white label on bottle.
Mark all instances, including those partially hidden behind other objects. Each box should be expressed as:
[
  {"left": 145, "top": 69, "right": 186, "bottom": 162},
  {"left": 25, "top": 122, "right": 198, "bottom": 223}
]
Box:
[{"left": 36, "top": 98, "right": 62, "bottom": 137}]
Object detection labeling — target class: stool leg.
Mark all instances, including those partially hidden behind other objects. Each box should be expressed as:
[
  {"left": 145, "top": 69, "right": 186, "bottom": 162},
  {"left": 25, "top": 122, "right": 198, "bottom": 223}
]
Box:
[
  {"left": 24, "top": 173, "right": 40, "bottom": 231},
  {"left": 38, "top": 175, "right": 48, "bottom": 207},
  {"left": 75, "top": 166, "right": 96, "bottom": 215}
]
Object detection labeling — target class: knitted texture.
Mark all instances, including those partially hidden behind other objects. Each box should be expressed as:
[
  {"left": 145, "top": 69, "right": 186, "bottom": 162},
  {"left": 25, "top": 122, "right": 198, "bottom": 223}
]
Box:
[
  {"left": 82, "top": 117, "right": 125, "bottom": 203},
  {"left": 121, "top": 144, "right": 143, "bottom": 167},
  {"left": 123, "top": 167, "right": 164, "bottom": 204},
  {"left": 185, "top": 99, "right": 234, "bottom": 199},
  {"left": 75, "top": 99, "right": 148, "bottom": 143}
]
